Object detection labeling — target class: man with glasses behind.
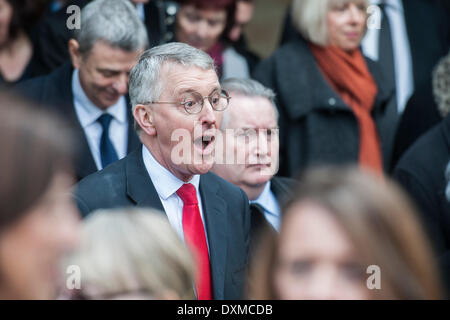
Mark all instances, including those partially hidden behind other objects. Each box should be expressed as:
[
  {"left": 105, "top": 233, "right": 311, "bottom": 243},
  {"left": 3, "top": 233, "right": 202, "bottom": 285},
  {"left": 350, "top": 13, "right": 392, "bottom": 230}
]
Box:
[{"left": 74, "top": 42, "right": 251, "bottom": 300}]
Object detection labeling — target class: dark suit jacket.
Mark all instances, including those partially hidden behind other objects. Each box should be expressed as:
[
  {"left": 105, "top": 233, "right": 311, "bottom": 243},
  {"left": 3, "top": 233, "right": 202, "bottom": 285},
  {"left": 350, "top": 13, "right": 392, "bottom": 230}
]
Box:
[
  {"left": 390, "top": 79, "right": 443, "bottom": 170},
  {"left": 74, "top": 148, "right": 251, "bottom": 300},
  {"left": 249, "top": 176, "right": 297, "bottom": 253},
  {"left": 15, "top": 63, "right": 141, "bottom": 181},
  {"left": 402, "top": 0, "right": 450, "bottom": 89},
  {"left": 394, "top": 114, "right": 450, "bottom": 295},
  {"left": 253, "top": 34, "right": 395, "bottom": 177},
  {"left": 270, "top": 176, "right": 297, "bottom": 207}
]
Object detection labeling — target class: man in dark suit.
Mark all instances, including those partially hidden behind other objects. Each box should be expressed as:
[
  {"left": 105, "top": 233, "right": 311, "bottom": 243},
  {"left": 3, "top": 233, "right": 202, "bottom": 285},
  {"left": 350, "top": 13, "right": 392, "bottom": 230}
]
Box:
[
  {"left": 212, "top": 78, "right": 296, "bottom": 245},
  {"left": 17, "top": 0, "right": 147, "bottom": 181},
  {"left": 74, "top": 42, "right": 250, "bottom": 300},
  {"left": 361, "top": 0, "right": 450, "bottom": 171},
  {"left": 394, "top": 114, "right": 450, "bottom": 296},
  {"left": 31, "top": 0, "right": 177, "bottom": 77}
]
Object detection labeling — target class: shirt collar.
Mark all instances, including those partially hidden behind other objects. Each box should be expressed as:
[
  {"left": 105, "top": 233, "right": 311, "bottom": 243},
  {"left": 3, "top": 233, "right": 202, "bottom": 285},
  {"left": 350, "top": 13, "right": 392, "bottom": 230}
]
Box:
[
  {"left": 142, "top": 145, "right": 200, "bottom": 200},
  {"left": 72, "top": 69, "right": 127, "bottom": 128},
  {"left": 250, "top": 181, "right": 279, "bottom": 218},
  {"left": 135, "top": 3, "right": 145, "bottom": 21},
  {"left": 371, "top": 0, "right": 403, "bottom": 11}
]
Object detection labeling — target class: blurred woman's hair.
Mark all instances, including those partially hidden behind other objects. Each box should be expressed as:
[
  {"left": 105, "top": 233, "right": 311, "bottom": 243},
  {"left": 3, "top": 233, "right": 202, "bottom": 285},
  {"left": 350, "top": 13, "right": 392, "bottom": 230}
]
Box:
[
  {"left": 67, "top": 208, "right": 196, "bottom": 299},
  {"left": 0, "top": 92, "right": 73, "bottom": 232},
  {"left": 176, "top": 0, "right": 237, "bottom": 40},
  {"left": 248, "top": 167, "right": 443, "bottom": 299},
  {"left": 6, "top": 0, "right": 49, "bottom": 40},
  {"left": 291, "top": 0, "right": 370, "bottom": 46}
]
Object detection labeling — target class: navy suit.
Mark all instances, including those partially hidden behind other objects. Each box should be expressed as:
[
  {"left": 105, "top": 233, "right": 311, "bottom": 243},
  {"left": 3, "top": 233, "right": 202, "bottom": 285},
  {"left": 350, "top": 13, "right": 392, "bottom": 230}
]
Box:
[
  {"left": 74, "top": 149, "right": 251, "bottom": 300},
  {"left": 15, "top": 63, "right": 141, "bottom": 181}
]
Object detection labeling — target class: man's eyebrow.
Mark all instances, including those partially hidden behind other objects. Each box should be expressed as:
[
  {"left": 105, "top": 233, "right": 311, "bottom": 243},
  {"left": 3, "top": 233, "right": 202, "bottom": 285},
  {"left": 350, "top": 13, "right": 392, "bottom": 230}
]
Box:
[
  {"left": 209, "top": 86, "right": 221, "bottom": 94},
  {"left": 178, "top": 86, "right": 221, "bottom": 95},
  {"left": 97, "top": 68, "right": 120, "bottom": 74}
]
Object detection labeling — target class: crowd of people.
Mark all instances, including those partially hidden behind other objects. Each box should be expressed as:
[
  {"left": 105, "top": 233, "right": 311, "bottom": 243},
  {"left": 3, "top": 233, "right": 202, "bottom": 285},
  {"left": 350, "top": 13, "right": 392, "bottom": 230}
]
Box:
[{"left": 0, "top": 0, "right": 449, "bottom": 300}]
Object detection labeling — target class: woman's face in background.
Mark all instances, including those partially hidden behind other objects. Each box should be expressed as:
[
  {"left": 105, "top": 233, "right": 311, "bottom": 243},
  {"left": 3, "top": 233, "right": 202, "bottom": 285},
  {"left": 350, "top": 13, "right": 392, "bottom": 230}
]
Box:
[
  {"left": 0, "top": 0, "right": 12, "bottom": 46},
  {"left": 0, "top": 173, "right": 80, "bottom": 299},
  {"left": 175, "top": 4, "right": 227, "bottom": 52},
  {"left": 327, "top": 1, "right": 367, "bottom": 51},
  {"left": 274, "top": 201, "right": 370, "bottom": 300}
]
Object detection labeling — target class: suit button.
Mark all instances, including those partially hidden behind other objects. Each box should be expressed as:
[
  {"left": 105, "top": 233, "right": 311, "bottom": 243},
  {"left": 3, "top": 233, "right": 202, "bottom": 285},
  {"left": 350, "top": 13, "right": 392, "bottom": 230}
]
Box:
[
  {"left": 328, "top": 98, "right": 336, "bottom": 106},
  {"left": 166, "top": 4, "right": 177, "bottom": 15},
  {"left": 166, "top": 16, "right": 175, "bottom": 24}
]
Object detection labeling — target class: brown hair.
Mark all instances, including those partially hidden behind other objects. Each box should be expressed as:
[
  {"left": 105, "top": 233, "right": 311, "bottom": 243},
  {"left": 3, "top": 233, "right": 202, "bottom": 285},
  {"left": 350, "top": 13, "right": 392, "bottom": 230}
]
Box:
[
  {"left": 248, "top": 167, "right": 443, "bottom": 299},
  {"left": 6, "top": 0, "right": 49, "bottom": 40},
  {"left": 0, "top": 92, "right": 74, "bottom": 232}
]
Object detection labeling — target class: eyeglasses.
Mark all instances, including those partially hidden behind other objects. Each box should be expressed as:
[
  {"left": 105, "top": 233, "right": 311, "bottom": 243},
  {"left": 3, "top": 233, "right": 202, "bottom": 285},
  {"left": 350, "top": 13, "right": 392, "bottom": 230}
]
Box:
[{"left": 142, "top": 89, "right": 231, "bottom": 114}]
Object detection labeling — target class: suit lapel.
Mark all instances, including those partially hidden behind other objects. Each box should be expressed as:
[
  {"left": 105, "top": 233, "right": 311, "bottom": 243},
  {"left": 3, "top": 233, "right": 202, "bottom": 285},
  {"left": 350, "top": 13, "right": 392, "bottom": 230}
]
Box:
[
  {"left": 199, "top": 173, "right": 228, "bottom": 300},
  {"left": 46, "top": 64, "right": 97, "bottom": 180},
  {"left": 125, "top": 149, "right": 165, "bottom": 211}
]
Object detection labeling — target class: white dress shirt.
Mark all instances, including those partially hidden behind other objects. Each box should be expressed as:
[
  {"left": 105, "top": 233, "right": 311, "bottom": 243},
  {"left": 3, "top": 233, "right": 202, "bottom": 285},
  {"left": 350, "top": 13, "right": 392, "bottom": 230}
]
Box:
[
  {"left": 72, "top": 69, "right": 128, "bottom": 170},
  {"left": 141, "top": 145, "right": 210, "bottom": 252},
  {"left": 135, "top": 3, "right": 145, "bottom": 21},
  {"left": 250, "top": 181, "right": 281, "bottom": 232},
  {"left": 362, "top": 0, "right": 414, "bottom": 113}
]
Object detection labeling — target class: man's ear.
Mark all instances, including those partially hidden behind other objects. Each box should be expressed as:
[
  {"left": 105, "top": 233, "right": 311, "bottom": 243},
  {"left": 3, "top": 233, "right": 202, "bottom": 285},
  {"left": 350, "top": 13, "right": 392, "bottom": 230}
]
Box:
[
  {"left": 68, "top": 39, "right": 82, "bottom": 69},
  {"left": 134, "top": 104, "right": 156, "bottom": 136}
]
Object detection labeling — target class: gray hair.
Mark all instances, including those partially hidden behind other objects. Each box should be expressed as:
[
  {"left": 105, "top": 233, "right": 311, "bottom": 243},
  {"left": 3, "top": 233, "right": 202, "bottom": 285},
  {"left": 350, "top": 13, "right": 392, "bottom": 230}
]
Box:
[
  {"left": 291, "top": 0, "right": 369, "bottom": 46},
  {"left": 220, "top": 77, "right": 279, "bottom": 129},
  {"left": 432, "top": 50, "right": 450, "bottom": 118},
  {"left": 74, "top": 0, "right": 148, "bottom": 55},
  {"left": 129, "top": 42, "right": 216, "bottom": 133}
]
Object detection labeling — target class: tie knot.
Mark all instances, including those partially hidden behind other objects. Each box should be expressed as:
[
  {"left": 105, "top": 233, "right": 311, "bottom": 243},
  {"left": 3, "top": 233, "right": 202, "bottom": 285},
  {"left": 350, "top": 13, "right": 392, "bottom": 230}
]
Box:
[
  {"left": 378, "top": 1, "right": 390, "bottom": 11},
  {"left": 97, "top": 113, "right": 113, "bottom": 130},
  {"left": 176, "top": 183, "right": 198, "bottom": 205}
]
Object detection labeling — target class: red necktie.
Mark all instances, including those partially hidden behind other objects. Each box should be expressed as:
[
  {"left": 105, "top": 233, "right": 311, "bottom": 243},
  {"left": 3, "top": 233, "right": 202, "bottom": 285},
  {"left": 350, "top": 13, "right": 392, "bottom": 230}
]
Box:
[{"left": 177, "top": 183, "right": 213, "bottom": 300}]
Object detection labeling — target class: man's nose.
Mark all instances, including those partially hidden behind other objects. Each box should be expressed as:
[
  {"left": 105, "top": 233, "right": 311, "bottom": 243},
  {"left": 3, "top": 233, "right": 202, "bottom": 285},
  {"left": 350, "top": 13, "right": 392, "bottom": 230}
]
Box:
[
  {"left": 199, "top": 98, "right": 217, "bottom": 126},
  {"left": 252, "top": 131, "right": 269, "bottom": 157}
]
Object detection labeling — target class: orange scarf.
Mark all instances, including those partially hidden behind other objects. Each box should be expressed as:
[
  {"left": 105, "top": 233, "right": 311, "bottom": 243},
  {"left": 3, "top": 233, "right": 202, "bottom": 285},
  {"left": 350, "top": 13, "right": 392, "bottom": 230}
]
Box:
[{"left": 310, "top": 43, "right": 383, "bottom": 173}]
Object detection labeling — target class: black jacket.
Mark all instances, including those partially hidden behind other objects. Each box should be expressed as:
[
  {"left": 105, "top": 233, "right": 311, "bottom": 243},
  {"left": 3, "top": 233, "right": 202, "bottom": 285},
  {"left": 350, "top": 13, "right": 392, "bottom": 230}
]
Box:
[
  {"left": 249, "top": 176, "right": 296, "bottom": 253},
  {"left": 394, "top": 114, "right": 450, "bottom": 293},
  {"left": 74, "top": 148, "right": 251, "bottom": 300},
  {"left": 253, "top": 34, "right": 395, "bottom": 177},
  {"left": 15, "top": 63, "right": 141, "bottom": 181}
]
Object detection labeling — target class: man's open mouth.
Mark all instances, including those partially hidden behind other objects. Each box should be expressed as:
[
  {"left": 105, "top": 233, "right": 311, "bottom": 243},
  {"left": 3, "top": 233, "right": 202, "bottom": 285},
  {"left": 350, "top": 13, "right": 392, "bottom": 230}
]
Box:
[{"left": 194, "top": 135, "right": 216, "bottom": 152}]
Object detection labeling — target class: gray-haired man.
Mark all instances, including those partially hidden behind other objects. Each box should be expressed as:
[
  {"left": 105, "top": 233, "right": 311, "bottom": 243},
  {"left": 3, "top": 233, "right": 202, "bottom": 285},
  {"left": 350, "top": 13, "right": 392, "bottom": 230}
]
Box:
[
  {"left": 212, "top": 78, "right": 296, "bottom": 247},
  {"left": 17, "top": 0, "right": 148, "bottom": 181},
  {"left": 74, "top": 42, "right": 250, "bottom": 300}
]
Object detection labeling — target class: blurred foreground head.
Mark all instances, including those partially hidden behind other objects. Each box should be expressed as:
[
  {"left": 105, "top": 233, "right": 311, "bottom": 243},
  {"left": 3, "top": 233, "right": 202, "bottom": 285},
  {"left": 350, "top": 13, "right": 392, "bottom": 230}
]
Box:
[
  {"left": 0, "top": 93, "right": 80, "bottom": 299},
  {"left": 67, "top": 208, "right": 196, "bottom": 300},
  {"left": 249, "top": 167, "right": 442, "bottom": 300}
]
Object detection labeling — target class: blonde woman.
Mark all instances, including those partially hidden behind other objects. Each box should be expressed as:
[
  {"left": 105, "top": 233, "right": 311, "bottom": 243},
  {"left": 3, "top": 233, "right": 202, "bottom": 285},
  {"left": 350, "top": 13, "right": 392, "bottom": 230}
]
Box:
[
  {"left": 66, "top": 208, "right": 195, "bottom": 300},
  {"left": 254, "top": 0, "right": 395, "bottom": 177}
]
